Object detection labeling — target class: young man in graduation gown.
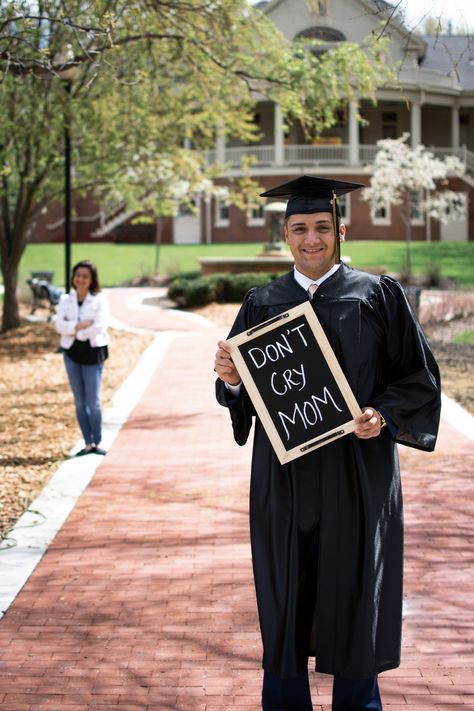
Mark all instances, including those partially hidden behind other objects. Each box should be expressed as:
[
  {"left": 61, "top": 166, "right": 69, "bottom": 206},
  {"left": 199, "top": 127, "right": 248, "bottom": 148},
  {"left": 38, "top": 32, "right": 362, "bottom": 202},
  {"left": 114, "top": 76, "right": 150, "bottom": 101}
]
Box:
[{"left": 214, "top": 176, "right": 441, "bottom": 711}]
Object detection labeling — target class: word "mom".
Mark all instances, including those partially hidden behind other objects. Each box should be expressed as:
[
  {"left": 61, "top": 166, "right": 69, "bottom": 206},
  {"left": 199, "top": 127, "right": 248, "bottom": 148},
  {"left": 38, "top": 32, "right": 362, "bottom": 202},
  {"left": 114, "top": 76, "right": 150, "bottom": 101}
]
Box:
[{"left": 278, "top": 387, "right": 343, "bottom": 441}]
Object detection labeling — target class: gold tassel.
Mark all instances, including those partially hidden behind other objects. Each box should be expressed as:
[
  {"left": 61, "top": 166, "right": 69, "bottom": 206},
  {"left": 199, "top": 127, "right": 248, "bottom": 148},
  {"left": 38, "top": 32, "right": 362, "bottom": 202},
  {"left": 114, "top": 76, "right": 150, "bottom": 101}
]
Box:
[{"left": 331, "top": 190, "right": 340, "bottom": 263}]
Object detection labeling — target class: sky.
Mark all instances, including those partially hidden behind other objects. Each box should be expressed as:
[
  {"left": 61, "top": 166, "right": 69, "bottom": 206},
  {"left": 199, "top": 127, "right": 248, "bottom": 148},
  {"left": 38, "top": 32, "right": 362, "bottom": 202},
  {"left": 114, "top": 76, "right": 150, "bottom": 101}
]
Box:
[{"left": 392, "top": 1, "right": 474, "bottom": 32}]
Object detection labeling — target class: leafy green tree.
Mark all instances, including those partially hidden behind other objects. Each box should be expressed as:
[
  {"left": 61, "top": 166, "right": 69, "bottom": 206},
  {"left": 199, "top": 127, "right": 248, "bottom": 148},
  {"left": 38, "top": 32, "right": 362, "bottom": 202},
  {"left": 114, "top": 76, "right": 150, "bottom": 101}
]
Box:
[{"left": 0, "top": 0, "right": 394, "bottom": 331}]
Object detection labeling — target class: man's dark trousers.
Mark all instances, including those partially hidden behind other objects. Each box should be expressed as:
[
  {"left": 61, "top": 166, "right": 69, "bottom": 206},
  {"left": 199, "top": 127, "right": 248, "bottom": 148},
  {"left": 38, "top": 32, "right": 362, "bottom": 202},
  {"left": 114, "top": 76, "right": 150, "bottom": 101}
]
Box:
[{"left": 262, "top": 668, "right": 382, "bottom": 710}]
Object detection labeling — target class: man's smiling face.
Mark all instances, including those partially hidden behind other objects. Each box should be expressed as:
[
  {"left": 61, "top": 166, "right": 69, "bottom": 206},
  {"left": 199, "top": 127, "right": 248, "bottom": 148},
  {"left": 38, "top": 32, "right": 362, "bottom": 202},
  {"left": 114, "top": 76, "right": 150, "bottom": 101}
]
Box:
[{"left": 284, "top": 212, "right": 345, "bottom": 281}]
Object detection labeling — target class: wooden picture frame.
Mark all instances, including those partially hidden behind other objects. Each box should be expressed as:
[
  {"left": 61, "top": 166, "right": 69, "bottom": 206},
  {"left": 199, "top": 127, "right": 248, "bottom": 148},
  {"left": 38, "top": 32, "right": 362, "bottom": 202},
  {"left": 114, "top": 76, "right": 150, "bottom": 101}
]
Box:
[{"left": 226, "top": 301, "right": 362, "bottom": 464}]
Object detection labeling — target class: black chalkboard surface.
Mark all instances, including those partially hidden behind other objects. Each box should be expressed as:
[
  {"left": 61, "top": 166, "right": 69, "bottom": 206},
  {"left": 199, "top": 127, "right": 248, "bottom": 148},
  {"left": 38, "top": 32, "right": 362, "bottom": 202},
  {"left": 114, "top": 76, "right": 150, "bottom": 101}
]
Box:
[{"left": 227, "top": 301, "right": 362, "bottom": 464}]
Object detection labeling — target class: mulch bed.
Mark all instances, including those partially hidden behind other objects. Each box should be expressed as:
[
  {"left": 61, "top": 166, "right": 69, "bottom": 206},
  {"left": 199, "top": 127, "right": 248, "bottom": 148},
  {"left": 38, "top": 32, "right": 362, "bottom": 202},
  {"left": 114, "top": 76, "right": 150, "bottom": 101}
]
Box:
[
  {"left": 423, "top": 318, "right": 474, "bottom": 417},
  {"left": 0, "top": 309, "right": 153, "bottom": 541}
]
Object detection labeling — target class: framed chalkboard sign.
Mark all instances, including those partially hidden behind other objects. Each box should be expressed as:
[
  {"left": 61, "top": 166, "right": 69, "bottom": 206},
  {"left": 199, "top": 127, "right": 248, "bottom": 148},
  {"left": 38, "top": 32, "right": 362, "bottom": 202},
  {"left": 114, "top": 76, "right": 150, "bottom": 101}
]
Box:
[{"left": 226, "top": 301, "right": 362, "bottom": 464}]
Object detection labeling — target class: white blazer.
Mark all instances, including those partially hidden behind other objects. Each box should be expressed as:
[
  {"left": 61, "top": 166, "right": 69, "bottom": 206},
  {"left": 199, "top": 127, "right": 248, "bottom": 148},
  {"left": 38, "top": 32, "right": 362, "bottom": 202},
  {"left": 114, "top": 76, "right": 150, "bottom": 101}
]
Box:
[{"left": 55, "top": 290, "right": 110, "bottom": 350}]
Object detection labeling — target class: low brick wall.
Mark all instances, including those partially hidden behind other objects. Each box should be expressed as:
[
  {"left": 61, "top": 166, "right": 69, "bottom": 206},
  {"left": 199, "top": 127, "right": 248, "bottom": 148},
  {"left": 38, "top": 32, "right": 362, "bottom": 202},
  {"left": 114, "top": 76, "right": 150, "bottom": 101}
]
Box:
[{"left": 199, "top": 256, "right": 294, "bottom": 275}]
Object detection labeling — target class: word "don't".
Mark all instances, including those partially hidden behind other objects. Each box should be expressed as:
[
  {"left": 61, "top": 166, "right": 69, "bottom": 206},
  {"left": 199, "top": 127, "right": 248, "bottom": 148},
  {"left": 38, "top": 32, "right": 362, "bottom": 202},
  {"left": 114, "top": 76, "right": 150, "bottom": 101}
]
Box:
[{"left": 247, "top": 322, "right": 308, "bottom": 369}]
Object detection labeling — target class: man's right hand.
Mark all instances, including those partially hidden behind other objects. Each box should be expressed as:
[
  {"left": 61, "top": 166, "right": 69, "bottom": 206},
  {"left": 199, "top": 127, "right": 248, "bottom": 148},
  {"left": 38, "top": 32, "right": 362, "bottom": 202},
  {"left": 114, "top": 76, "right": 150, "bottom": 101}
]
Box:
[{"left": 214, "top": 340, "right": 241, "bottom": 386}]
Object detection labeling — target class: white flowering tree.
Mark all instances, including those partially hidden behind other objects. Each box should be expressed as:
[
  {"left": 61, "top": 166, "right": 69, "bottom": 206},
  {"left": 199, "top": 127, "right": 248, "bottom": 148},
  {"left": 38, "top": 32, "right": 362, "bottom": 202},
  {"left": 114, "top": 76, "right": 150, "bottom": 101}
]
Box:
[{"left": 362, "top": 133, "right": 466, "bottom": 276}]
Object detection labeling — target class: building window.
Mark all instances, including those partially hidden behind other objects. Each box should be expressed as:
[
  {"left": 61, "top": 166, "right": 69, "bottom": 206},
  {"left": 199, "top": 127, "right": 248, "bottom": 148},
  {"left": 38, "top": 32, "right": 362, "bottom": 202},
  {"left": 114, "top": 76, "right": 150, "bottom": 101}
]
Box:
[
  {"left": 410, "top": 190, "right": 424, "bottom": 225},
  {"left": 372, "top": 201, "right": 391, "bottom": 226},
  {"left": 338, "top": 195, "right": 350, "bottom": 225},
  {"left": 381, "top": 111, "right": 398, "bottom": 139},
  {"left": 247, "top": 205, "right": 265, "bottom": 227},
  {"left": 215, "top": 199, "right": 230, "bottom": 227},
  {"left": 177, "top": 199, "right": 196, "bottom": 218},
  {"left": 295, "top": 26, "right": 345, "bottom": 42}
]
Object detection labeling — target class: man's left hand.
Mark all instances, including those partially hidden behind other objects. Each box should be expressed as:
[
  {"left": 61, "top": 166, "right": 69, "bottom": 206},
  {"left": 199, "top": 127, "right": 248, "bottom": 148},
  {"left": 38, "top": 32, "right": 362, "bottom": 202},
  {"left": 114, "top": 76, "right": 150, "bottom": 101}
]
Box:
[{"left": 354, "top": 408, "right": 383, "bottom": 439}]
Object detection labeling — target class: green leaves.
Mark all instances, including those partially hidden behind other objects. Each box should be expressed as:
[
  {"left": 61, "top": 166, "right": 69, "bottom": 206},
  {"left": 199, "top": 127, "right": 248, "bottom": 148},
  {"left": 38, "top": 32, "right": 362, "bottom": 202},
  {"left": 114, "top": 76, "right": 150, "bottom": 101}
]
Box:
[{"left": 0, "top": 0, "right": 396, "bottom": 252}]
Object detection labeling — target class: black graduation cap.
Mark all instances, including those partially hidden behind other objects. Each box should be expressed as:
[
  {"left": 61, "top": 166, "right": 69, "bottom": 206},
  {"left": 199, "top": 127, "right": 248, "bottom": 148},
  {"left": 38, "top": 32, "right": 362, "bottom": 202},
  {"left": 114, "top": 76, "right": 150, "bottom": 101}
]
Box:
[
  {"left": 260, "top": 175, "right": 364, "bottom": 218},
  {"left": 260, "top": 175, "right": 365, "bottom": 263}
]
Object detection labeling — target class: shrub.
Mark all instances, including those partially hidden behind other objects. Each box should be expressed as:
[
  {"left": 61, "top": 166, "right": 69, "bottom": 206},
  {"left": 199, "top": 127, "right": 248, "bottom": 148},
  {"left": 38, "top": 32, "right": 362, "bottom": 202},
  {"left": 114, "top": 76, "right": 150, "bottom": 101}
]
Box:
[
  {"left": 217, "top": 272, "right": 278, "bottom": 301},
  {"left": 167, "top": 278, "right": 188, "bottom": 304},
  {"left": 168, "top": 270, "right": 200, "bottom": 284},
  {"left": 168, "top": 276, "right": 217, "bottom": 306},
  {"left": 184, "top": 279, "right": 218, "bottom": 307},
  {"left": 168, "top": 271, "right": 280, "bottom": 307}
]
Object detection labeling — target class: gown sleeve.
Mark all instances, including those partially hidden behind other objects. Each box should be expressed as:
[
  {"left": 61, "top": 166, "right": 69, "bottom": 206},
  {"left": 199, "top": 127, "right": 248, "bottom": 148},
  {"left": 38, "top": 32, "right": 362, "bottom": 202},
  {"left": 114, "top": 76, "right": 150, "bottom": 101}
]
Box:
[
  {"left": 370, "top": 276, "right": 441, "bottom": 451},
  {"left": 215, "top": 290, "right": 260, "bottom": 446}
]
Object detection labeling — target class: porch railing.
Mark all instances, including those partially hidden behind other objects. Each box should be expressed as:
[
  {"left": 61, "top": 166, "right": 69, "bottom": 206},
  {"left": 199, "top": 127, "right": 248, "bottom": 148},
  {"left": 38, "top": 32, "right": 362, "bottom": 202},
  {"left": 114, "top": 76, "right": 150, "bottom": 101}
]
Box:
[
  {"left": 284, "top": 144, "right": 348, "bottom": 164},
  {"left": 205, "top": 143, "right": 474, "bottom": 174},
  {"left": 430, "top": 146, "right": 474, "bottom": 174}
]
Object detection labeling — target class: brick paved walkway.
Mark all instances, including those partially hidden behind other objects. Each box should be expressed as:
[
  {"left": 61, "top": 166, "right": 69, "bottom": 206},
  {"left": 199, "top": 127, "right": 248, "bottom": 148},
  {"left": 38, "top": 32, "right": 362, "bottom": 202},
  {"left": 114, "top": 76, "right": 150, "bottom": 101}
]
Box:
[{"left": 0, "top": 292, "right": 473, "bottom": 710}]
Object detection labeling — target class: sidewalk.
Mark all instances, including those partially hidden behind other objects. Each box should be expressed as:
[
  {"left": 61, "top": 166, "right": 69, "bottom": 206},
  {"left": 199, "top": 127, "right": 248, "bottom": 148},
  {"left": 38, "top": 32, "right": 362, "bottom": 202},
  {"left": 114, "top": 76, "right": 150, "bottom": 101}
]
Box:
[{"left": 0, "top": 290, "right": 473, "bottom": 710}]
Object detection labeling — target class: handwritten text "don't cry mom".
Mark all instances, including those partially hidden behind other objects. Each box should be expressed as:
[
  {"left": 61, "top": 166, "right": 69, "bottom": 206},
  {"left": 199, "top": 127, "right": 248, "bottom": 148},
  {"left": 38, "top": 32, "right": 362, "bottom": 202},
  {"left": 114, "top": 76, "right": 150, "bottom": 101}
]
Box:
[{"left": 246, "top": 321, "right": 343, "bottom": 442}]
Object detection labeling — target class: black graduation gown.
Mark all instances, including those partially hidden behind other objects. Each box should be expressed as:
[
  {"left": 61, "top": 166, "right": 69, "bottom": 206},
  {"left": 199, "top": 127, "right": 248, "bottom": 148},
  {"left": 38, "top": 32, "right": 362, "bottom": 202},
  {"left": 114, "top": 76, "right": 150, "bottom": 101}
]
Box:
[{"left": 216, "top": 264, "right": 441, "bottom": 680}]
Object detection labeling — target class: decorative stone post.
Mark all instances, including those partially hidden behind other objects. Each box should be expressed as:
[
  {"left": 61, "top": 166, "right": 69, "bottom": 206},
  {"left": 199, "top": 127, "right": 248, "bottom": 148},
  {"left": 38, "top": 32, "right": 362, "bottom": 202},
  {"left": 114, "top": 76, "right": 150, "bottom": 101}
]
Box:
[
  {"left": 410, "top": 99, "right": 422, "bottom": 147},
  {"left": 274, "top": 104, "right": 285, "bottom": 166},
  {"left": 348, "top": 100, "right": 359, "bottom": 165}
]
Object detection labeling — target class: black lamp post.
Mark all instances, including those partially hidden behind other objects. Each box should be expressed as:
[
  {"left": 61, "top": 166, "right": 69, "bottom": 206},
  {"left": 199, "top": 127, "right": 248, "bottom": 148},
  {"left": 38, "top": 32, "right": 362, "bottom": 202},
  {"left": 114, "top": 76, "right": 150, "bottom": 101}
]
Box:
[
  {"left": 58, "top": 49, "right": 80, "bottom": 292},
  {"left": 64, "top": 80, "right": 73, "bottom": 292}
]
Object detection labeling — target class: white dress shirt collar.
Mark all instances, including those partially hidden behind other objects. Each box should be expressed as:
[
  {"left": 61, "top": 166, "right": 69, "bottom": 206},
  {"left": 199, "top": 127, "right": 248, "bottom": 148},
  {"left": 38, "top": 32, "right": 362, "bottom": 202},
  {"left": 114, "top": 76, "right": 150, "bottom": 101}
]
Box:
[{"left": 293, "top": 263, "right": 341, "bottom": 292}]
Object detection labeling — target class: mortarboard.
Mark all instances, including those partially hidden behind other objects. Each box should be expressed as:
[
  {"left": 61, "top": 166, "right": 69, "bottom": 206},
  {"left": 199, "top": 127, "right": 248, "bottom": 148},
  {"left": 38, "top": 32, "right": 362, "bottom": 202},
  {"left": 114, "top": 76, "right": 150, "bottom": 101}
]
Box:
[
  {"left": 260, "top": 175, "right": 365, "bottom": 262},
  {"left": 260, "top": 175, "right": 364, "bottom": 217}
]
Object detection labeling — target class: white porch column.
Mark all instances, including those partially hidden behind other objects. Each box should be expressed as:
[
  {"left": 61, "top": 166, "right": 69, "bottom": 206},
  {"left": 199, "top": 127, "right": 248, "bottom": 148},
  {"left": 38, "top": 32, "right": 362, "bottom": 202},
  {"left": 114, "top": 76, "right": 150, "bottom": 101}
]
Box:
[
  {"left": 451, "top": 103, "right": 460, "bottom": 149},
  {"left": 215, "top": 128, "right": 226, "bottom": 164},
  {"left": 410, "top": 99, "right": 422, "bottom": 147},
  {"left": 274, "top": 103, "right": 285, "bottom": 165},
  {"left": 348, "top": 100, "right": 359, "bottom": 165}
]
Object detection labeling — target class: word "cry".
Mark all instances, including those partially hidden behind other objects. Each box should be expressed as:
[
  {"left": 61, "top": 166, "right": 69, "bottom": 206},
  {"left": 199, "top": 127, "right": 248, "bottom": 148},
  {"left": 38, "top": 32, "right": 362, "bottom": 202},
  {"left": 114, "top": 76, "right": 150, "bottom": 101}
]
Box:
[{"left": 271, "top": 364, "right": 306, "bottom": 395}]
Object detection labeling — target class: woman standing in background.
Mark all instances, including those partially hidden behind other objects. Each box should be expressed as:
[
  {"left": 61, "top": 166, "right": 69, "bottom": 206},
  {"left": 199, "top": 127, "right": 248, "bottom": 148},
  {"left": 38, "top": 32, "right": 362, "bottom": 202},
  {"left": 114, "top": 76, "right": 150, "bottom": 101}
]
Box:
[{"left": 56, "top": 260, "right": 109, "bottom": 456}]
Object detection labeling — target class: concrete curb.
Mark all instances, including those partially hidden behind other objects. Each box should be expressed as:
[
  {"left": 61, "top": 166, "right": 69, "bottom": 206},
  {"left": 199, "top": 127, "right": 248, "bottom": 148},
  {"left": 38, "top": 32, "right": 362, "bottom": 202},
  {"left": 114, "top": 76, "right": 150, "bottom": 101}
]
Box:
[{"left": 441, "top": 391, "right": 474, "bottom": 442}]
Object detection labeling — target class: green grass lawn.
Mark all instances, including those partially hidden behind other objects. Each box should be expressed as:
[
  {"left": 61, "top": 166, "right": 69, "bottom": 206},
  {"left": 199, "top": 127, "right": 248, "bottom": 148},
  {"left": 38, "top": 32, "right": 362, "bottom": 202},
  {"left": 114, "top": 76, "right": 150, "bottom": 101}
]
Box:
[
  {"left": 453, "top": 330, "right": 474, "bottom": 344},
  {"left": 15, "top": 243, "right": 265, "bottom": 291},
  {"left": 9, "top": 240, "right": 474, "bottom": 292}
]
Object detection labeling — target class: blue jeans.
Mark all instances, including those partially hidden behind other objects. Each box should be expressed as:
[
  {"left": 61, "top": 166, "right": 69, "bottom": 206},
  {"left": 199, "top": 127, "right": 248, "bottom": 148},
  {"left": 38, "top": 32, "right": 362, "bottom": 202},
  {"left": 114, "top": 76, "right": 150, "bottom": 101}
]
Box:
[
  {"left": 262, "top": 668, "right": 382, "bottom": 711},
  {"left": 63, "top": 353, "right": 104, "bottom": 446}
]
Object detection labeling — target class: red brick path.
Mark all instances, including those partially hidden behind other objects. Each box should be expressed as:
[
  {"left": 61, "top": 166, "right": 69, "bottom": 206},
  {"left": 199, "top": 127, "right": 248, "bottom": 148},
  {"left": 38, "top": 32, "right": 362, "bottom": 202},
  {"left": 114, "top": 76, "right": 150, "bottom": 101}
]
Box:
[{"left": 0, "top": 299, "right": 473, "bottom": 709}]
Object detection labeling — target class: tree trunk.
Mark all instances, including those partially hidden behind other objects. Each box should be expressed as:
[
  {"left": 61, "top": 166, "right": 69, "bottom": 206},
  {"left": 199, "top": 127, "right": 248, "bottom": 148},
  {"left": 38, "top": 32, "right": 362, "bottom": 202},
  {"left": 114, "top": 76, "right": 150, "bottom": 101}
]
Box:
[
  {"left": 0, "top": 182, "right": 34, "bottom": 332},
  {"left": 404, "top": 192, "right": 412, "bottom": 280},
  {"left": 154, "top": 217, "right": 163, "bottom": 274},
  {"left": 0, "top": 213, "right": 30, "bottom": 333},
  {"left": 1, "top": 260, "right": 21, "bottom": 332}
]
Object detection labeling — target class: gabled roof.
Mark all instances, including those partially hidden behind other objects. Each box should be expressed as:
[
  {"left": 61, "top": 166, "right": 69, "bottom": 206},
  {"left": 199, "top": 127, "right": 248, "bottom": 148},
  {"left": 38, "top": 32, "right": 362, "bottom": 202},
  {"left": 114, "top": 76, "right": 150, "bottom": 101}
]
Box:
[
  {"left": 261, "top": 0, "right": 426, "bottom": 56},
  {"left": 420, "top": 35, "right": 474, "bottom": 91},
  {"left": 358, "top": 0, "right": 426, "bottom": 53}
]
